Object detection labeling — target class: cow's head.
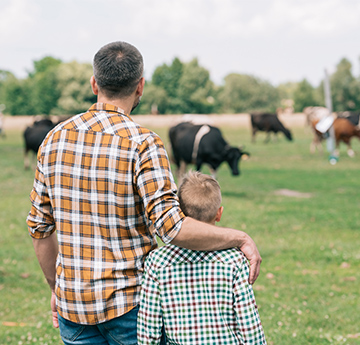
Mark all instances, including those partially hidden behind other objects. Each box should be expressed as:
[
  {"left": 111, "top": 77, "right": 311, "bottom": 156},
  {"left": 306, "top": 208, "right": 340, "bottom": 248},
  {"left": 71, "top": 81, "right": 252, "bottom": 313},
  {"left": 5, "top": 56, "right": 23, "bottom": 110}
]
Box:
[
  {"left": 224, "top": 146, "right": 250, "bottom": 176},
  {"left": 284, "top": 128, "right": 293, "bottom": 141}
]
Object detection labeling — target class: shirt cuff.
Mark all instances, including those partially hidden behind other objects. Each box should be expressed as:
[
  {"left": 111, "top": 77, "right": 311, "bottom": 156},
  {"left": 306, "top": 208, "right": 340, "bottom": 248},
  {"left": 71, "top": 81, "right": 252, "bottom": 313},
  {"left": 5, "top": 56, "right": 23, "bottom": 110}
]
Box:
[
  {"left": 157, "top": 208, "right": 185, "bottom": 244},
  {"left": 28, "top": 224, "right": 56, "bottom": 239}
]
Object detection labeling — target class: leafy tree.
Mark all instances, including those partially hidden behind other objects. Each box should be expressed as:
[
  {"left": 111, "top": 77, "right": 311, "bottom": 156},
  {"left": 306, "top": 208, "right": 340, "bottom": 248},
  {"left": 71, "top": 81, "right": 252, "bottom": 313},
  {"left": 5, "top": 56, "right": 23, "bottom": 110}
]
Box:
[
  {"left": 0, "top": 70, "right": 16, "bottom": 111},
  {"left": 152, "top": 58, "right": 183, "bottom": 99},
  {"left": 330, "top": 58, "right": 359, "bottom": 111},
  {"left": 1, "top": 57, "right": 63, "bottom": 115},
  {"left": 277, "top": 82, "right": 298, "bottom": 101},
  {"left": 151, "top": 58, "right": 186, "bottom": 113},
  {"left": 4, "top": 78, "right": 37, "bottom": 115},
  {"left": 293, "top": 79, "right": 317, "bottom": 112},
  {"left": 150, "top": 57, "right": 216, "bottom": 114},
  {"left": 132, "top": 82, "right": 169, "bottom": 115},
  {"left": 53, "top": 61, "right": 96, "bottom": 115},
  {"left": 177, "top": 58, "right": 216, "bottom": 114},
  {"left": 33, "top": 68, "right": 61, "bottom": 115},
  {"left": 30, "top": 56, "right": 62, "bottom": 77},
  {"left": 29, "top": 57, "right": 63, "bottom": 115},
  {"left": 219, "top": 73, "right": 280, "bottom": 113}
]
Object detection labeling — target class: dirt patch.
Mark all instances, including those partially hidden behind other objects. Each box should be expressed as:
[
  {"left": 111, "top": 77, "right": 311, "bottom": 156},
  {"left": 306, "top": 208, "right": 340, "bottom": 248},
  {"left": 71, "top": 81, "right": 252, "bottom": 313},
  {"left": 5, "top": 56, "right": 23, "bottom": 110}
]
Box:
[{"left": 274, "top": 189, "right": 312, "bottom": 198}]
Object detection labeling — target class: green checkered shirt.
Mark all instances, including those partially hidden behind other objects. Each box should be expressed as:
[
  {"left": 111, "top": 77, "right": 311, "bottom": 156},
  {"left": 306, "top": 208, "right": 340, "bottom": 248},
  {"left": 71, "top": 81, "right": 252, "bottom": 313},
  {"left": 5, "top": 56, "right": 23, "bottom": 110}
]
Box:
[{"left": 138, "top": 244, "right": 266, "bottom": 344}]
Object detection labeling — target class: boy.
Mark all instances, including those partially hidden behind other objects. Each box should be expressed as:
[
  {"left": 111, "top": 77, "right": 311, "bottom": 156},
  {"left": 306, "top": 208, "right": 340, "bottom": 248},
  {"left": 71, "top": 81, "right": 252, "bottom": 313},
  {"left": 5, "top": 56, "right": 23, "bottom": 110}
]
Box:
[{"left": 138, "top": 171, "right": 266, "bottom": 344}]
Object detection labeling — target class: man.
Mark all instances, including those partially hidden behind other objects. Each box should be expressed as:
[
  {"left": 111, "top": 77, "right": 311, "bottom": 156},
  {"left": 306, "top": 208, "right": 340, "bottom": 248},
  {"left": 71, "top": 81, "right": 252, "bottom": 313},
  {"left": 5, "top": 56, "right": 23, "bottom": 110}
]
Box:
[{"left": 27, "top": 41, "right": 261, "bottom": 345}]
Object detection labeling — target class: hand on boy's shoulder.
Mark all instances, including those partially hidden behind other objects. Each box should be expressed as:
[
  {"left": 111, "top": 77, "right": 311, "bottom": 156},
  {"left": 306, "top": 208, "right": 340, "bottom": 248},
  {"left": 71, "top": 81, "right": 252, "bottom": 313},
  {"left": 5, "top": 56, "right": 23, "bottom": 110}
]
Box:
[{"left": 216, "top": 247, "right": 248, "bottom": 266}]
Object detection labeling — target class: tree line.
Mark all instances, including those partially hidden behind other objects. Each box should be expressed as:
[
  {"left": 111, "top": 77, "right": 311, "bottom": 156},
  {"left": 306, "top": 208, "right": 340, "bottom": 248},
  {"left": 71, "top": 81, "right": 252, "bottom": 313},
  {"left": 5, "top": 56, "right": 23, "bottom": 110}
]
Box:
[{"left": 0, "top": 56, "right": 359, "bottom": 116}]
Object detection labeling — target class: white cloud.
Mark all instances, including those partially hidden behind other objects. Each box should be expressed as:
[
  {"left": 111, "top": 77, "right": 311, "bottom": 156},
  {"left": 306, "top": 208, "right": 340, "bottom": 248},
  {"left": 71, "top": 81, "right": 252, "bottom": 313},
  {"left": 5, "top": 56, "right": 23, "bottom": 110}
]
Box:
[
  {"left": 0, "top": 0, "right": 359, "bottom": 84},
  {"left": 76, "top": 28, "right": 92, "bottom": 42},
  {"left": 249, "top": 0, "right": 360, "bottom": 37},
  {"left": 111, "top": 0, "right": 360, "bottom": 41},
  {"left": 113, "top": 0, "right": 246, "bottom": 38},
  {"left": 0, "top": 0, "right": 40, "bottom": 42}
]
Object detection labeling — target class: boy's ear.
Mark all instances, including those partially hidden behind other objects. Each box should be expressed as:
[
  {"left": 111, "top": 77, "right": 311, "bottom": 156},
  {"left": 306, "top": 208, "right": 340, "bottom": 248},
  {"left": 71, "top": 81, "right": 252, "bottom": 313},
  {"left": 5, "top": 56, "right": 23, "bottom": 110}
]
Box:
[{"left": 215, "top": 206, "right": 224, "bottom": 223}]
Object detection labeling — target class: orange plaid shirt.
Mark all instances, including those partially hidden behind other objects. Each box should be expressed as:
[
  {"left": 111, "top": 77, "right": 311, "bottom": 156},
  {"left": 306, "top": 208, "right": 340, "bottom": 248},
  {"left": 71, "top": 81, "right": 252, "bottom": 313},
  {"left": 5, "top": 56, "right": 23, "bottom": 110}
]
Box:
[{"left": 27, "top": 103, "right": 185, "bottom": 325}]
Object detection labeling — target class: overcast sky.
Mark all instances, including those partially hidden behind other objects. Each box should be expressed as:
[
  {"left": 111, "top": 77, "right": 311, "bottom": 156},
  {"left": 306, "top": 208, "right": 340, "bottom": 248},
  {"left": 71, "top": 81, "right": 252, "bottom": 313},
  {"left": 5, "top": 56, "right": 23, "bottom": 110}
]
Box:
[{"left": 1, "top": 0, "right": 359, "bottom": 87}]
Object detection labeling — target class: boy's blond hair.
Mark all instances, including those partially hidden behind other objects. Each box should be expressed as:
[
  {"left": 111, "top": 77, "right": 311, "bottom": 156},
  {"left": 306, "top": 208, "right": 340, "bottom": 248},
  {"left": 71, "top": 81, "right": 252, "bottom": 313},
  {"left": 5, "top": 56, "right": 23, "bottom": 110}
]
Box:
[{"left": 178, "top": 171, "right": 222, "bottom": 223}]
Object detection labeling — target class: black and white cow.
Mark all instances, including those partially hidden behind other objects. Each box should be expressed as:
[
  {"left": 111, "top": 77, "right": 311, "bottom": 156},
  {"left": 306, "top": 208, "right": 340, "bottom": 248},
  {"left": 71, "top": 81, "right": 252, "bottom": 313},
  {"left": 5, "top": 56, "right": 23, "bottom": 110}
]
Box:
[
  {"left": 169, "top": 122, "right": 249, "bottom": 183},
  {"left": 23, "top": 118, "right": 56, "bottom": 169},
  {"left": 250, "top": 113, "right": 293, "bottom": 142}
]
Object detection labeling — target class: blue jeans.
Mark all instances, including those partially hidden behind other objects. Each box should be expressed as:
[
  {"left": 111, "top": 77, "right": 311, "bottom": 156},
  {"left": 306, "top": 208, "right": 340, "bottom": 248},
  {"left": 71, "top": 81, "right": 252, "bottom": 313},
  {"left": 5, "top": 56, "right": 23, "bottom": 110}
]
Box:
[{"left": 58, "top": 306, "right": 139, "bottom": 345}]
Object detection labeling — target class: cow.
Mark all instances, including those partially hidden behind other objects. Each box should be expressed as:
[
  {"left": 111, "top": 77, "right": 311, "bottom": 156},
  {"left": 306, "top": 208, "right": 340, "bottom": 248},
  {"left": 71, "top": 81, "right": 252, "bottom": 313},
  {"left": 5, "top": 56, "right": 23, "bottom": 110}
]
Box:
[
  {"left": 310, "top": 116, "right": 360, "bottom": 157},
  {"left": 309, "top": 115, "right": 334, "bottom": 154},
  {"left": 303, "top": 106, "right": 330, "bottom": 127},
  {"left": 337, "top": 111, "right": 360, "bottom": 126},
  {"left": 168, "top": 122, "right": 249, "bottom": 184},
  {"left": 23, "top": 118, "right": 56, "bottom": 169},
  {"left": 250, "top": 113, "right": 293, "bottom": 143}
]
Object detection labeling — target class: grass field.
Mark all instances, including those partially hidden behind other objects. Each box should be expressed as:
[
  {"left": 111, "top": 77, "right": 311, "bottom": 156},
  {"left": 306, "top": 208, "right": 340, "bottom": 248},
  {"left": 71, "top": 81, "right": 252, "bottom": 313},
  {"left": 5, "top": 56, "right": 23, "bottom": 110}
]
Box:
[{"left": 0, "top": 124, "right": 359, "bottom": 345}]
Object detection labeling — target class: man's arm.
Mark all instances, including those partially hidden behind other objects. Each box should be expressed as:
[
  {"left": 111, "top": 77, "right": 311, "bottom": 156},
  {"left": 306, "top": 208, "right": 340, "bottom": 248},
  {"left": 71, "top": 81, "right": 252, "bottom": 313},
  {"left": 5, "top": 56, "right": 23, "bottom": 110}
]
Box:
[
  {"left": 32, "top": 232, "right": 59, "bottom": 328},
  {"left": 136, "top": 135, "right": 262, "bottom": 284},
  {"left": 32, "top": 232, "right": 58, "bottom": 290},
  {"left": 170, "top": 217, "right": 262, "bottom": 284},
  {"left": 27, "top": 149, "right": 59, "bottom": 327}
]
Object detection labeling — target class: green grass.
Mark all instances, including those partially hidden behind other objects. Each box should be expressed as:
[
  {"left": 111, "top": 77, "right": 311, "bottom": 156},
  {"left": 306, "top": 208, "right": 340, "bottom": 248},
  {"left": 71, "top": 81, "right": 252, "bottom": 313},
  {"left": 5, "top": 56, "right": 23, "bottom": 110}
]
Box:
[{"left": 1, "top": 125, "right": 360, "bottom": 344}]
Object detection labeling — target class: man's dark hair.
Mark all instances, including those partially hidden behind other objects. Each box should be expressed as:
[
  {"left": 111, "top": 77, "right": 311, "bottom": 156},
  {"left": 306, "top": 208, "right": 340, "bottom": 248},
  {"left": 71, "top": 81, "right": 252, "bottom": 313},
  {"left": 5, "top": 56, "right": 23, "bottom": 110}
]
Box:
[{"left": 93, "top": 41, "right": 144, "bottom": 99}]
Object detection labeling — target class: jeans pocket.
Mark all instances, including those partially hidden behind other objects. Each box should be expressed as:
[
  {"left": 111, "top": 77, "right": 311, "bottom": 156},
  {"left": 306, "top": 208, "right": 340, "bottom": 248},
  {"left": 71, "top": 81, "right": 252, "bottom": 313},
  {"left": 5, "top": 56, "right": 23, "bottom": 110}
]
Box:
[
  {"left": 58, "top": 314, "right": 86, "bottom": 341},
  {"left": 102, "top": 306, "right": 139, "bottom": 345}
]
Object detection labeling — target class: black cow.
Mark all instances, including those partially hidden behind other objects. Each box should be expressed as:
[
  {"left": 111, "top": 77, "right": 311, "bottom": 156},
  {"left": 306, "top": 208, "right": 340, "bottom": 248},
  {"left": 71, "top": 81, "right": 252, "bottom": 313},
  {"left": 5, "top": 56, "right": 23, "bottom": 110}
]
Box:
[
  {"left": 337, "top": 111, "right": 360, "bottom": 126},
  {"left": 23, "top": 118, "right": 56, "bottom": 169},
  {"left": 250, "top": 113, "right": 293, "bottom": 142},
  {"left": 169, "top": 122, "right": 249, "bottom": 183}
]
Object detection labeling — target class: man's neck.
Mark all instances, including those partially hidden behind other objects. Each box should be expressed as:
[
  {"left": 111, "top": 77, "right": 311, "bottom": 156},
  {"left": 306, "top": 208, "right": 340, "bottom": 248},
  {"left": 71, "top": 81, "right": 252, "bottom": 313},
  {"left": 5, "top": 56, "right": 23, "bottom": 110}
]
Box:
[{"left": 97, "top": 95, "right": 134, "bottom": 115}]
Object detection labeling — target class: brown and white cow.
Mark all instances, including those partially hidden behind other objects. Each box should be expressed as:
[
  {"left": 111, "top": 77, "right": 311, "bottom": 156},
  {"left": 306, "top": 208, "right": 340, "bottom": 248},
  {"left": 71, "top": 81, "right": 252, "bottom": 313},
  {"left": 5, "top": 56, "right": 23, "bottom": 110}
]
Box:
[
  {"left": 303, "top": 106, "right": 330, "bottom": 127},
  {"left": 310, "top": 115, "right": 360, "bottom": 157}
]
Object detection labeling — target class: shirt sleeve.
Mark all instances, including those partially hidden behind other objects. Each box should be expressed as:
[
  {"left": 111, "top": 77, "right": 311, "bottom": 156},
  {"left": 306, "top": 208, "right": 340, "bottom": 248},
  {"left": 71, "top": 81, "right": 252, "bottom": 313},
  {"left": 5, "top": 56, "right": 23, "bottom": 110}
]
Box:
[
  {"left": 135, "top": 133, "right": 185, "bottom": 243},
  {"left": 137, "top": 254, "right": 163, "bottom": 345},
  {"left": 233, "top": 258, "right": 267, "bottom": 344},
  {"left": 26, "top": 157, "right": 56, "bottom": 239}
]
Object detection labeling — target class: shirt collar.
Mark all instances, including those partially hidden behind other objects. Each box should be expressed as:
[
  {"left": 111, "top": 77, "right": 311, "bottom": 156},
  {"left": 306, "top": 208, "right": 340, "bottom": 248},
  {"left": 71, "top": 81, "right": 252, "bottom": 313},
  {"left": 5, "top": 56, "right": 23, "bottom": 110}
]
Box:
[{"left": 89, "top": 103, "right": 133, "bottom": 121}]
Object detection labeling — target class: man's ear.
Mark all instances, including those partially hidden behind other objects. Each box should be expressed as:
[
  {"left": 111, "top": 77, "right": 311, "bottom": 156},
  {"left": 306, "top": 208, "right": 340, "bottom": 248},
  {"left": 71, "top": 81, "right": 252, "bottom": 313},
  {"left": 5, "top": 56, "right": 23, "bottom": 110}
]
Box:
[
  {"left": 90, "top": 76, "right": 99, "bottom": 95},
  {"left": 215, "top": 206, "right": 224, "bottom": 223},
  {"left": 136, "top": 77, "right": 145, "bottom": 97}
]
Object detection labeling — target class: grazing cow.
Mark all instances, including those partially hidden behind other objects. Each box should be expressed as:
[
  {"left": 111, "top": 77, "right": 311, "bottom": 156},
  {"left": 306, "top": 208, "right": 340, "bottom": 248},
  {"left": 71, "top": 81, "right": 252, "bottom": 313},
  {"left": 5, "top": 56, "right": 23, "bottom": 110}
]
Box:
[
  {"left": 309, "top": 114, "right": 335, "bottom": 154},
  {"left": 23, "top": 118, "right": 56, "bottom": 169},
  {"left": 303, "top": 106, "right": 330, "bottom": 126},
  {"left": 311, "top": 117, "right": 360, "bottom": 157},
  {"left": 169, "top": 122, "right": 249, "bottom": 183},
  {"left": 250, "top": 113, "right": 293, "bottom": 143}
]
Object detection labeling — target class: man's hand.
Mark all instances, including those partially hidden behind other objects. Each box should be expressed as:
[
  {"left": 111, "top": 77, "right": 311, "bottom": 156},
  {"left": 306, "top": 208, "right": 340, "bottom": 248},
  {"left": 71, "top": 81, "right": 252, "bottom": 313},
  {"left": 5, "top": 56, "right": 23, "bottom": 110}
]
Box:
[
  {"left": 240, "top": 235, "right": 262, "bottom": 284},
  {"left": 51, "top": 291, "right": 59, "bottom": 328}
]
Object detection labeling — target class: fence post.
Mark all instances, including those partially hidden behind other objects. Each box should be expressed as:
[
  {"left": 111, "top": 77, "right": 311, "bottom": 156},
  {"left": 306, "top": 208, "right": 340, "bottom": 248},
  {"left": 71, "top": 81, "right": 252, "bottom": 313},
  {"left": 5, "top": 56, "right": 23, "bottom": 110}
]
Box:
[{"left": 323, "top": 69, "right": 337, "bottom": 165}]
